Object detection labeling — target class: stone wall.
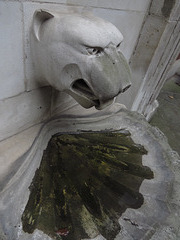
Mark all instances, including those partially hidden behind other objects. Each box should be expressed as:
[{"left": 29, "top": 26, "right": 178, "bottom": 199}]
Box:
[{"left": 126, "top": 0, "right": 180, "bottom": 119}]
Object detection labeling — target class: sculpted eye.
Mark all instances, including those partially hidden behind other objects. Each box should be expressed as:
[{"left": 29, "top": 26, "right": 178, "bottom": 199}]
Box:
[
  {"left": 86, "top": 47, "right": 103, "bottom": 56},
  {"left": 116, "top": 42, "right": 122, "bottom": 53},
  {"left": 116, "top": 42, "right": 121, "bottom": 49}
]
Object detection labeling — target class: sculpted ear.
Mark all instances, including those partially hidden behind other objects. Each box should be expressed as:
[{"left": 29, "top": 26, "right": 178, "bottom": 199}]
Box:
[{"left": 32, "top": 9, "right": 54, "bottom": 41}]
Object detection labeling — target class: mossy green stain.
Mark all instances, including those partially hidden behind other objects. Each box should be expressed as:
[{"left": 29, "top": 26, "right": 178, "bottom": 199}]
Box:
[
  {"left": 22, "top": 131, "right": 153, "bottom": 240},
  {"left": 161, "top": 0, "right": 175, "bottom": 18}
]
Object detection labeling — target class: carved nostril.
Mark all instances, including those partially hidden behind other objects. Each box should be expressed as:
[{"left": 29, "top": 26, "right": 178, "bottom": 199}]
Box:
[{"left": 122, "top": 84, "right": 131, "bottom": 93}]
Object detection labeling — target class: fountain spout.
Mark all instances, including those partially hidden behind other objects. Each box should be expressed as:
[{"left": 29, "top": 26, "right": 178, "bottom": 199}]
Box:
[{"left": 31, "top": 10, "right": 131, "bottom": 110}]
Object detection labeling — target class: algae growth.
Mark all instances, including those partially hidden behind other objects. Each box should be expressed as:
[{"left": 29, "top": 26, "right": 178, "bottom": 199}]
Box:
[{"left": 22, "top": 131, "right": 153, "bottom": 240}]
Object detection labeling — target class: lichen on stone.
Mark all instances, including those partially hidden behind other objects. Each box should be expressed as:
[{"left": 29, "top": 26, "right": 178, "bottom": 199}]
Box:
[{"left": 22, "top": 131, "right": 153, "bottom": 240}]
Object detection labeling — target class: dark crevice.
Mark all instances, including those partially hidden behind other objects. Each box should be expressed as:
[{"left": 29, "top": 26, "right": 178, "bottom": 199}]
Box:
[{"left": 72, "top": 79, "right": 95, "bottom": 98}]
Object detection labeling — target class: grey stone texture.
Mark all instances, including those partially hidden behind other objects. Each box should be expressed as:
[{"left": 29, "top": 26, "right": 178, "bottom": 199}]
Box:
[{"left": 0, "top": 107, "right": 179, "bottom": 240}]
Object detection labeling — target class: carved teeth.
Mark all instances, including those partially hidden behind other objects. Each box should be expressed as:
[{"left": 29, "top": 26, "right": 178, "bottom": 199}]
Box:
[
  {"left": 72, "top": 79, "right": 97, "bottom": 100},
  {"left": 70, "top": 79, "right": 114, "bottom": 110},
  {"left": 72, "top": 79, "right": 114, "bottom": 110}
]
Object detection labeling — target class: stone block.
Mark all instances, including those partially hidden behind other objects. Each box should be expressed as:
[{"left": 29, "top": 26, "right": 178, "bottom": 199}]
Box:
[
  {"left": 0, "top": 2, "right": 25, "bottom": 100},
  {"left": 150, "top": 0, "right": 180, "bottom": 21},
  {"left": 0, "top": 87, "right": 52, "bottom": 141},
  {"left": 25, "top": 0, "right": 151, "bottom": 12},
  {"left": 0, "top": 124, "right": 42, "bottom": 185},
  {"left": 93, "top": 8, "right": 146, "bottom": 61}
]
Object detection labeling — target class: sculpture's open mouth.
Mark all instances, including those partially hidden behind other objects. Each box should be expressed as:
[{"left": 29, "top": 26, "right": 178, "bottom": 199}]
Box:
[
  {"left": 71, "top": 79, "right": 114, "bottom": 110},
  {"left": 72, "top": 79, "right": 97, "bottom": 102}
]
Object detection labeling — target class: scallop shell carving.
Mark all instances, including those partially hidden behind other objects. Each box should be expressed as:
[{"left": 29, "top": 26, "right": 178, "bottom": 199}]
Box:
[{"left": 22, "top": 132, "right": 153, "bottom": 240}]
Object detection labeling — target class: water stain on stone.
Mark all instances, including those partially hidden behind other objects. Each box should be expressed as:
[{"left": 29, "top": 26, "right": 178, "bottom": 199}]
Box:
[
  {"left": 161, "top": 0, "right": 175, "bottom": 18},
  {"left": 22, "top": 131, "right": 153, "bottom": 240}
]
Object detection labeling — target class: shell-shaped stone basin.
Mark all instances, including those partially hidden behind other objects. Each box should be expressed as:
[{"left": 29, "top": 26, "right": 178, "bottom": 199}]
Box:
[
  {"left": 21, "top": 131, "right": 153, "bottom": 240},
  {"left": 0, "top": 108, "right": 178, "bottom": 240}
]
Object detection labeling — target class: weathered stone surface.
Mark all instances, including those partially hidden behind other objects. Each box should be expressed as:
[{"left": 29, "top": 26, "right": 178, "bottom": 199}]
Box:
[
  {"left": 0, "top": 107, "right": 179, "bottom": 239},
  {"left": 21, "top": 132, "right": 152, "bottom": 240},
  {"left": 31, "top": 10, "right": 131, "bottom": 110}
]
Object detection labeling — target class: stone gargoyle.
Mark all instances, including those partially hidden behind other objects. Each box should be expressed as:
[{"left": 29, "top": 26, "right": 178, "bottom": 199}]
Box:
[{"left": 31, "top": 10, "right": 131, "bottom": 110}]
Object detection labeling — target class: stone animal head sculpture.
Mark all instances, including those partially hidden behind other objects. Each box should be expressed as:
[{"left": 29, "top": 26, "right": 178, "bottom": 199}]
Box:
[{"left": 31, "top": 10, "right": 131, "bottom": 110}]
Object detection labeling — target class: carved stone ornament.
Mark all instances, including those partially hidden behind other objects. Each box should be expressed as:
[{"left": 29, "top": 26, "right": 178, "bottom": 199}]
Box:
[
  {"left": 31, "top": 10, "right": 131, "bottom": 110},
  {"left": 0, "top": 109, "right": 179, "bottom": 240}
]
